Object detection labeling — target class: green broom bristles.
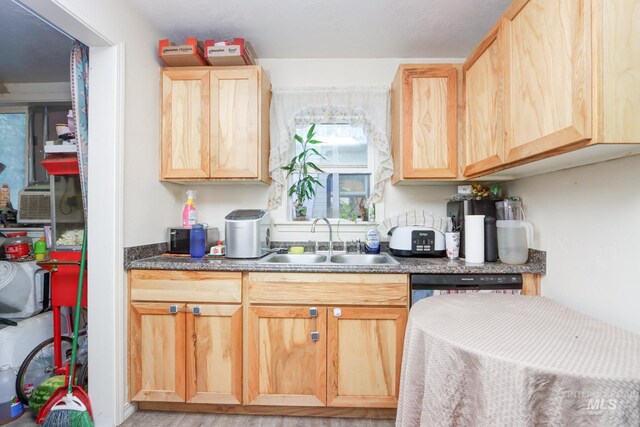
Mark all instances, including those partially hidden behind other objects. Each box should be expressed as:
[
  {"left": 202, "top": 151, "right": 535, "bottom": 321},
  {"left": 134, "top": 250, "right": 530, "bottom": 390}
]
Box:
[
  {"left": 41, "top": 408, "right": 94, "bottom": 426},
  {"left": 41, "top": 393, "right": 93, "bottom": 427}
]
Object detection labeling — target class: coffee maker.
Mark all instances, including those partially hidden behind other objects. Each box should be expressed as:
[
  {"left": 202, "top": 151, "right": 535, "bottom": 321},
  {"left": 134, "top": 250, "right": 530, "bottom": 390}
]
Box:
[{"left": 446, "top": 199, "right": 498, "bottom": 261}]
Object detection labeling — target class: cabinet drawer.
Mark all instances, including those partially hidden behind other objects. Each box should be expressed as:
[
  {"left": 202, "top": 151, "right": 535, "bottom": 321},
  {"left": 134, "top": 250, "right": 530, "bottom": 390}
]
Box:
[
  {"left": 247, "top": 273, "right": 408, "bottom": 306},
  {"left": 130, "top": 270, "right": 241, "bottom": 303}
]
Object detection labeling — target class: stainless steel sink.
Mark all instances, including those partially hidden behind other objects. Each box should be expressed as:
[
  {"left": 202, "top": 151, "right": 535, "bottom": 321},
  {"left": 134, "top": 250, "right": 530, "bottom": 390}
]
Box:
[
  {"left": 260, "top": 254, "right": 327, "bottom": 264},
  {"left": 329, "top": 253, "right": 399, "bottom": 265},
  {"left": 259, "top": 252, "right": 398, "bottom": 265}
]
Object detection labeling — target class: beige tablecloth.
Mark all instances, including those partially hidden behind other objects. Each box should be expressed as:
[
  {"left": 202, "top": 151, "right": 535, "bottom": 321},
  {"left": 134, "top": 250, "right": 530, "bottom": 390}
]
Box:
[{"left": 397, "top": 294, "right": 640, "bottom": 427}]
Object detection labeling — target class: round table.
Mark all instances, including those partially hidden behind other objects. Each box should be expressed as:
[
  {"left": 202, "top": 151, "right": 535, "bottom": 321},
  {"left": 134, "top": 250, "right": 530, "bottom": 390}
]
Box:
[{"left": 396, "top": 294, "right": 640, "bottom": 427}]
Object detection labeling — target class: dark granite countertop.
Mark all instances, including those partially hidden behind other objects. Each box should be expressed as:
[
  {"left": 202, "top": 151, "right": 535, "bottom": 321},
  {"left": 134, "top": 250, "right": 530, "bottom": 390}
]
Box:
[{"left": 127, "top": 249, "right": 546, "bottom": 275}]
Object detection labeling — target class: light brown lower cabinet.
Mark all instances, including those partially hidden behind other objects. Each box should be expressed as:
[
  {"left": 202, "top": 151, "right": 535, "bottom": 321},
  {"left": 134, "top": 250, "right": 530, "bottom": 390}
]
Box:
[
  {"left": 327, "top": 307, "right": 406, "bottom": 408},
  {"left": 129, "top": 270, "right": 409, "bottom": 413},
  {"left": 247, "top": 306, "right": 327, "bottom": 407},
  {"left": 247, "top": 305, "right": 407, "bottom": 408},
  {"left": 186, "top": 304, "right": 242, "bottom": 404},
  {"left": 129, "top": 269, "right": 244, "bottom": 405},
  {"left": 130, "top": 302, "right": 187, "bottom": 402},
  {"left": 130, "top": 302, "right": 242, "bottom": 404}
]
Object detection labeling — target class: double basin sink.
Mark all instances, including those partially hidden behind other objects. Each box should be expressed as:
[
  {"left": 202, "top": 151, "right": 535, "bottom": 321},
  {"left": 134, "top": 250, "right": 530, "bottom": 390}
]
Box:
[{"left": 259, "top": 252, "right": 399, "bottom": 265}]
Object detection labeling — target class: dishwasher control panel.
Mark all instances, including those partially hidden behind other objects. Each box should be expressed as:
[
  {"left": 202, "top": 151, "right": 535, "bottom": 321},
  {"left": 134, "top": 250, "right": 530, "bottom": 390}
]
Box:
[
  {"left": 410, "top": 274, "right": 523, "bottom": 306},
  {"left": 411, "top": 274, "right": 523, "bottom": 288}
]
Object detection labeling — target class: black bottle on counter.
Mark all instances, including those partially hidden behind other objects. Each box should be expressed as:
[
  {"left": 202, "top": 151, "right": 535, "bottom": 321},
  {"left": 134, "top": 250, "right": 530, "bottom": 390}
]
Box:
[{"left": 484, "top": 216, "right": 498, "bottom": 262}]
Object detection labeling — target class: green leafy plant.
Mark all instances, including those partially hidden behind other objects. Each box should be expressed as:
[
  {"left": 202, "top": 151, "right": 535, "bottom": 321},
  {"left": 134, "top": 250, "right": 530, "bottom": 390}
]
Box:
[
  {"left": 281, "top": 124, "right": 325, "bottom": 218},
  {"left": 339, "top": 201, "right": 357, "bottom": 221}
]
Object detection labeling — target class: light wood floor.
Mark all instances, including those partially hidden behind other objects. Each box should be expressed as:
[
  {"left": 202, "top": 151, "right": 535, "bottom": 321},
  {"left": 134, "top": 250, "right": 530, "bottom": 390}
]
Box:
[
  {"left": 120, "top": 411, "right": 396, "bottom": 427},
  {"left": 6, "top": 410, "right": 395, "bottom": 426}
]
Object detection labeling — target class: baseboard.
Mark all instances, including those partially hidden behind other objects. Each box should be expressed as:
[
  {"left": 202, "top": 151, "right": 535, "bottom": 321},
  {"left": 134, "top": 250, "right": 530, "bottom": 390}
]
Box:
[
  {"left": 138, "top": 402, "right": 396, "bottom": 419},
  {"left": 122, "top": 402, "right": 138, "bottom": 423}
]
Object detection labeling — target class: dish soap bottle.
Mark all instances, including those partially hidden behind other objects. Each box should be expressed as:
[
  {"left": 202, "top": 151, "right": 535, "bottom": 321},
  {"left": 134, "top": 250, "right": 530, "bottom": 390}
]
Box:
[
  {"left": 364, "top": 226, "right": 381, "bottom": 254},
  {"left": 182, "top": 190, "right": 198, "bottom": 227}
]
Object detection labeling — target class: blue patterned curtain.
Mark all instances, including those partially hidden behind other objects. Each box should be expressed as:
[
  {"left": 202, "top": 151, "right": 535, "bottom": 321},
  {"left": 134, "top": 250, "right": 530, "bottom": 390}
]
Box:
[{"left": 71, "top": 41, "right": 89, "bottom": 223}]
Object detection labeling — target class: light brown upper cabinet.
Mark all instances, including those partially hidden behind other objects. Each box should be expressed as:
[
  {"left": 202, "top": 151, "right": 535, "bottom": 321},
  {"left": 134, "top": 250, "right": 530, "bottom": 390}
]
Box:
[
  {"left": 463, "top": 0, "right": 640, "bottom": 179},
  {"left": 161, "top": 69, "right": 210, "bottom": 179},
  {"left": 503, "top": 0, "right": 591, "bottom": 163},
  {"left": 161, "top": 66, "right": 271, "bottom": 183},
  {"left": 463, "top": 22, "right": 504, "bottom": 177},
  {"left": 391, "top": 65, "right": 458, "bottom": 182}
]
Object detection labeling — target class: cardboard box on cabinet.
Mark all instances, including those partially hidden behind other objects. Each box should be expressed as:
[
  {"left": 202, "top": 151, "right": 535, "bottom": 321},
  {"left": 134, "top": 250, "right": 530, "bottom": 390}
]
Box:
[
  {"left": 204, "top": 38, "right": 256, "bottom": 66},
  {"left": 158, "top": 38, "right": 206, "bottom": 66}
]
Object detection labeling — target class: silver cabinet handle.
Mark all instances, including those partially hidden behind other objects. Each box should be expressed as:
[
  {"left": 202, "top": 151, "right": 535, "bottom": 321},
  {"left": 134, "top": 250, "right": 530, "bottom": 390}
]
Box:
[
  {"left": 310, "top": 331, "right": 319, "bottom": 341},
  {"left": 309, "top": 307, "right": 318, "bottom": 317},
  {"left": 169, "top": 305, "right": 178, "bottom": 314},
  {"left": 333, "top": 308, "right": 342, "bottom": 317},
  {"left": 192, "top": 306, "right": 201, "bottom": 316}
]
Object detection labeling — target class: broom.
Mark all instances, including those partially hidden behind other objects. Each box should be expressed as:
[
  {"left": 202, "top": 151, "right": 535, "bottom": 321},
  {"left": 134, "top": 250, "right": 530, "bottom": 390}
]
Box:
[{"left": 37, "top": 229, "right": 93, "bottom": 426}]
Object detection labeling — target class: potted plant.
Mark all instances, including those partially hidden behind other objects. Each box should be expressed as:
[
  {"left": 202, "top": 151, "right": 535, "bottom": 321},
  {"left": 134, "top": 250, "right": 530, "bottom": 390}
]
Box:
[{"left": 282, "top": 124, "right": 325, "bottom": 220}]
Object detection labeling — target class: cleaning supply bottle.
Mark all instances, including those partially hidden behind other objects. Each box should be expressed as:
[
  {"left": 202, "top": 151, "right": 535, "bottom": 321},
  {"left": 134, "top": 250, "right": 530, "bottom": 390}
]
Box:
[
  {"left": 34, "top": 237, "right": 47, "bottom": 260},
  {"left": 364, "top": 226, "right": 381, "bottom": 254},
  {"left": 182, "top": 190, "right": 198, "bottom": 227}
]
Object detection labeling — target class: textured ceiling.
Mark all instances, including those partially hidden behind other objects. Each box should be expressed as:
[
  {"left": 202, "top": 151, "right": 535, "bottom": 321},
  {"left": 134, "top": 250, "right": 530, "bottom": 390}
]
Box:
[
  {"left": 0, "top": 0, "right": 73, "bottom": 83},
  {"left": 128, "top": 0, "right": 511, "bottom": 58}
]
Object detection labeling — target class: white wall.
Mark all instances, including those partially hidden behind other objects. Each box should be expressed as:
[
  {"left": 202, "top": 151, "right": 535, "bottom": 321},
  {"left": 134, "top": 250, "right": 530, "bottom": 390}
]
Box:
[
  {"left": 505, "top": 154, "right": 640, "bottom": 335},
  {"left": 189, "top": 58, "right": 462, "bottom": 242},
  {"left": 35, "top": 0, "right": 177, "bottom": 247},
  {"left": 257, "top": 58, "right": 463, "bottom": 86}
]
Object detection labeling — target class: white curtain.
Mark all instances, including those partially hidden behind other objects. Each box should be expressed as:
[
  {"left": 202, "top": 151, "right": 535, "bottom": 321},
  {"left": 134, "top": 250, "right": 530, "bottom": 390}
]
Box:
[{"left": 267, "top": 87, "right": 392, "bottom": 210}]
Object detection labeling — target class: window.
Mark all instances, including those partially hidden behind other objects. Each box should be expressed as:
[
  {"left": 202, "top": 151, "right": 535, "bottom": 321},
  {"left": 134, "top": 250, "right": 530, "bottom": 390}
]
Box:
[
  {"left": 290, "top": 123, "right": 373, "bottom": 220},
  {"left": 0, "top": 106, "right": 71, "bottom": 209},
  {"left": 268, "top": 87, "right": 393, "bottom": 225},
  {"left": 0, "top": 110, "right": 27, "bottom": 207}
]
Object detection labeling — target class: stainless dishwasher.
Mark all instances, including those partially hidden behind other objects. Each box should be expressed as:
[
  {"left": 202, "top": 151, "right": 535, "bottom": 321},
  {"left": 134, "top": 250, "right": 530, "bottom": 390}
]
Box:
[{"left": 410, "top": 274, "right": 523, "bottom": 306}]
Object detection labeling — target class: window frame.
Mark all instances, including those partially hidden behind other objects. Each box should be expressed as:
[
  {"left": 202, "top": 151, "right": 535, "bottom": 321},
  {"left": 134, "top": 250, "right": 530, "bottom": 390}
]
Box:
[{"left": 287, "top": 122, "right": 375, "bottom": 221}]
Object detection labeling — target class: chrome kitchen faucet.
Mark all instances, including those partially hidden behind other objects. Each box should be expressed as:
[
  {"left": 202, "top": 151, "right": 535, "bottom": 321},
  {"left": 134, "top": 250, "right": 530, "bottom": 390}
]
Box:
[{"left": 311, "top": 217, "right": 333, "bottom": 257}]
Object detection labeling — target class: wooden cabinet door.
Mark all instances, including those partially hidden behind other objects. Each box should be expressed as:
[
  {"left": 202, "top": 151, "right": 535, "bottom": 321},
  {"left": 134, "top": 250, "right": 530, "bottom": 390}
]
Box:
[
  {"left": 392, "top": 66, "right": 458, "bottom": 181},
  {"left": 210, "top": 68, "right": 259, "bottom": 179},
  {"left": 247, "top": 306, "right": 326, "bottom": 406},
  {"left": 327, "top": 307, "right": 407, "bottom": 408},
  {"left": 130, "top": 302, "right": 186, "bottom": 402},
  {"left": 464, "top": 24, "right": 504, "bottom": 177},
  {"left": 503, "top": 0, "right": 591, "bottom": 163},
  {"left": 161, "top": 69, "right": 210, "bottom": 179},
  {"left": 185, "top": 304, "right": 242, "bottom": 404}
]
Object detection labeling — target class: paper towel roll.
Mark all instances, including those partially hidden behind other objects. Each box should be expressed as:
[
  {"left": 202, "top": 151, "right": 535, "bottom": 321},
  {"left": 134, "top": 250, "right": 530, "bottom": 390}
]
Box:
[{"left": 465, "top": 215, "right": 485, "bottom": 264}]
